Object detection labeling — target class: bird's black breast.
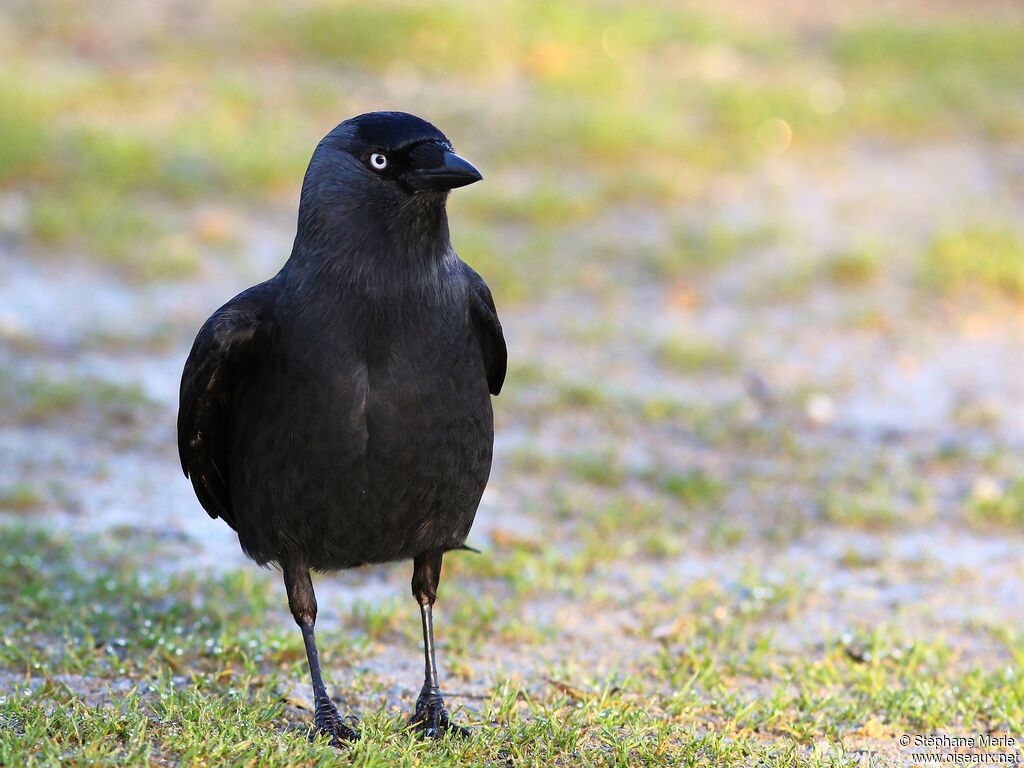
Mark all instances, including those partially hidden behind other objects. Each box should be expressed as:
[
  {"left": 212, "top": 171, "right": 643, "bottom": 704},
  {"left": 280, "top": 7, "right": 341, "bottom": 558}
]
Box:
[{"left": 227, "top": 274, "right": 494, "bottom": 571}]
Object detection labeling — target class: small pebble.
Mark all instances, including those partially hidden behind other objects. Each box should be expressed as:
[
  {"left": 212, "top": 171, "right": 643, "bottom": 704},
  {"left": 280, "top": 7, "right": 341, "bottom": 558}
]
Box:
[{"left": 805, "top": 393, "right": 836, "bottom": 425}]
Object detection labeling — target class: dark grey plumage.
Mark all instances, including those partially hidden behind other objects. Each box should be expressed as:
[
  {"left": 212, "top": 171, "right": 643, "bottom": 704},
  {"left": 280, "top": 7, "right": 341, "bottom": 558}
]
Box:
[{"left": 177, "top": 112, "right": 505, "bottom": 743}]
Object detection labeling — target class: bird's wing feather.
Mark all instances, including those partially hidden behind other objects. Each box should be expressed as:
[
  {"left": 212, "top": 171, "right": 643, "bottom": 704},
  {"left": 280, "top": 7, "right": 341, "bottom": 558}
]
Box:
[
  {"left": 461, "top": 262, "right": 507, "bottom": 395},
  {"left": 177, "top": 282, "right": 274, "bottom": 529}
]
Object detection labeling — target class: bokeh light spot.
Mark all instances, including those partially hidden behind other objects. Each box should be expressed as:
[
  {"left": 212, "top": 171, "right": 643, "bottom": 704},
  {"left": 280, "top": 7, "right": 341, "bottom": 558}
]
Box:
[
  {"left": 601, "top": 24, "right": 630, "bottom": 61},
  {"left": 757, "top": 118, "right": 792, "bottom": 154}
]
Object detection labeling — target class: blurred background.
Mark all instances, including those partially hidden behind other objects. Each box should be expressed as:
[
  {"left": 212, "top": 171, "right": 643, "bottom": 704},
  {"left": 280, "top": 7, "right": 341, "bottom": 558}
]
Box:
[{"left": 1, "top": 1, "right": 1023, "bottom": 764}]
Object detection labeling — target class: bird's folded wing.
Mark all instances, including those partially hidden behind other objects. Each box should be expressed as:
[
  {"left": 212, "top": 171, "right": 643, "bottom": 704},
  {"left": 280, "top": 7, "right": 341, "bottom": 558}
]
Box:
[
  {"left": 462, "top": 263, "right": 507, "bottom": 396},
  {"left": 177, "top": 282, "right": 275, "bottom": 529}
]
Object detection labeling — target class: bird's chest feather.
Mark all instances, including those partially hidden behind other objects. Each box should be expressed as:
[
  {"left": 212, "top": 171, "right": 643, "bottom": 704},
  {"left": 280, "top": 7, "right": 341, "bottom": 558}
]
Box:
[{"left": 272, "top": 294, "right": 490, "bottom": 460}]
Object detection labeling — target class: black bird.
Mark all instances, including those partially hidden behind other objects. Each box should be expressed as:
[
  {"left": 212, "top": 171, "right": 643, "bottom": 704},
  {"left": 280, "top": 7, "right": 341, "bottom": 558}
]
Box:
[{"left": 177, "top": 112, "right": 506, "bottom": 743}]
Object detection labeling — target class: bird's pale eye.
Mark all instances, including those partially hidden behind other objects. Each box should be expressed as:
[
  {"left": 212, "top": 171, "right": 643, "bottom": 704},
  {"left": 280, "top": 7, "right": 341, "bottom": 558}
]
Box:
[{"left": 369, "top": 153, "right": 388, "bottom": 171}]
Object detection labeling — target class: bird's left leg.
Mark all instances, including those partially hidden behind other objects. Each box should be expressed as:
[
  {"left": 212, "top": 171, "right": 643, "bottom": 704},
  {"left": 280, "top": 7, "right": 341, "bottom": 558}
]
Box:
[{"left": 409, "top": 549, "right": 469, "bottom": 738}]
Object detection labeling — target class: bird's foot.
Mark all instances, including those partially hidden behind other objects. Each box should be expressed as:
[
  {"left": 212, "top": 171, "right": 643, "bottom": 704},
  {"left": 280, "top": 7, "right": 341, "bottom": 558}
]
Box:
[
  {"left": 313, "top": 698, "right": 359, "bottom": 746},
  {"left": 410, "top": 687, "right": 469, "bottom": 739}
]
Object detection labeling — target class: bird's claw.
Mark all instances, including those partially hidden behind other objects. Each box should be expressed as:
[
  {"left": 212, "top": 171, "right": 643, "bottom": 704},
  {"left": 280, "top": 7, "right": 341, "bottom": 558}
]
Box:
[
  {"left": 410, "top": 688, "right": 469, "bottom": 739},
  {"left": 313, "top": 699, "right": 359, "bottom": 746}
]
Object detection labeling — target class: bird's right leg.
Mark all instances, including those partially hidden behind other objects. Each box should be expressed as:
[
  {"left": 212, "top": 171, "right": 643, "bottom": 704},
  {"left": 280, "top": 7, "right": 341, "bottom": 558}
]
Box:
[{"left": 283, "top": 561, "right": 358, "bottom": 745}]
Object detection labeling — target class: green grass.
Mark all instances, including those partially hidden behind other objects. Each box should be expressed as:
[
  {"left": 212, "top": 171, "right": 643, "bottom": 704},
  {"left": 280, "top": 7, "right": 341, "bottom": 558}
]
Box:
[
  {"left": 246, "top": 2, "right": 496, "bottom": 75},
  {"left": 0, "top": 482, "right": 44, "bottom": 513},
  {"left": 453, "top": 224, "right": 547, "bottom": 303},
  {"left": 834, "top": 21, "right": 1024, "bottom": 137},
  {"left": 0, "top": 680, "right": 875, "bottom": 768},
  {"left": 2, "top": 518, "right": 1021, "bottom": 766},
  {"left": 820, "top": 245, "right": 882, "bottom": 286},
  {"left": 968, "top": 478, "right": 1024, "bottom": 529},
  {"left": 0, "top": 78, "right": 52, "bottom": 185},
  {"left": 644, "top": 223, "right": 779, "bottom": 280},
  {"left": 818, "top": 473, "right": 933, "bottom": 530},
  {"left": 822, "top": 498, "right": 899, "bottom": 529},
  {"left": 567, "top": 450, "right": 627, "bottom": 488},
  {"left": 2, "top": 4, "right": 1023, "bottom": 287},
  {"left": 0, "top": 66, "right": 313, "bottom": 280},
  {"left": 0, "top": 370, "right": 157, "bottom": 428},
  {"left": 657, "top": 337, "right": 738, "bottom": 375},
  {"left": 651, "top": 469, "right": 724, "bottom": 507},
  {"left": 0, "top": 527, "right": 281, "bottom": 677},
  {"left": 921, "top": 225, "right": 1024, "bottom": 300}
]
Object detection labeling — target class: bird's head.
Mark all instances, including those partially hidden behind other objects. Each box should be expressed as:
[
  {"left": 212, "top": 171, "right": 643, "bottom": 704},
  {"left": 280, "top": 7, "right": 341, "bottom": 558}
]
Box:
[{"left": 296, "top": 112, "right": 481, "bottom": 250}]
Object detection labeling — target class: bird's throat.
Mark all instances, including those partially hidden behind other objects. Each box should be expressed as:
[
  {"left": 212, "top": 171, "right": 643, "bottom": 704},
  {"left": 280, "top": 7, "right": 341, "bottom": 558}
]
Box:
[{"left": 287, "top": 201, "right": 455, "bottom": 300}]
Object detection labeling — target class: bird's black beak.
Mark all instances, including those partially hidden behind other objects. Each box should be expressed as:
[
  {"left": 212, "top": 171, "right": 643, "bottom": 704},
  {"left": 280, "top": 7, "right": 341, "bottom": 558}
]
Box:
[{"left": 408, "top": 151, "right": 482, "bottom": 192}]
